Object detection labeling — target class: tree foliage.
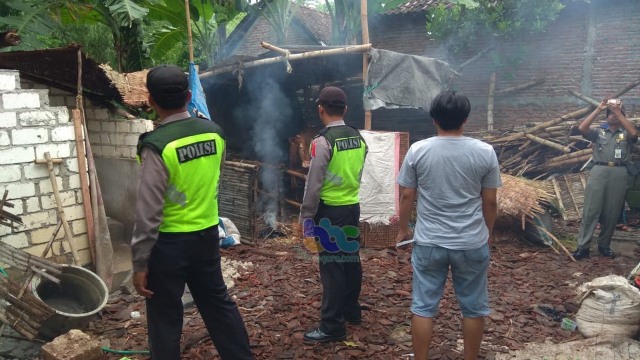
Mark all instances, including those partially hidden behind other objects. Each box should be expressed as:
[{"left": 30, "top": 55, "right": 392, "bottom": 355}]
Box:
[
  {"left": 324, "top": 0, "right": 406, "bottom": 45},
  {"left": 260, "top": 0, "right": 295, "bottom": 45},
  {"left": 426, "top": 0, "right": 569, "bottom": 55}
]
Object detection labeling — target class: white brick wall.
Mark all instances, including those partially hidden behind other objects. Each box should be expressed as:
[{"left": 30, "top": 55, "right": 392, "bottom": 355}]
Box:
[
  {"left": 0, "top": 73, "right": 17, "bottom": 90},
  {"left": 3, "top": 92, "right": 40, "bottom": 109},
  {"left": 0, "top": 165, "right": 22, "bottom": 182},
  {"left": 1, "top": 74, "right": 90, "bottom": 267},
  {"left": 0, "top": 146, "right": 35, "bottom": 165},
  {"left": 20, "top": 210, "right": 56, "bottom": 231},
  {"left": 38, "top": 176, "right": 63, "bottom": 194},
  {"left": 0, "top": 130, "right": 9, "bottom": 146},
  {"left": 23, "top": 162, "right": 59, "bottom": 180},
  {"left": 25, "top": 196, "right": 40, "bottom": 212},
  {"left": 86, "top": 117, "right": 151, "bottom": 159},
  {"left": 51, "top": 125, "right": 75, "bottom": 141},
  {"left": 35, "top": 143, "right": 71, "bottom": 159},
  {"left": 41, "top": 191, "right": 76, "bottom": 210},
  {"left": 0, "top": 112, "right": 16, "bottom": 128},
  {"left": 18, "top": 110, "right": 58, "bottom": 126},
  {"left": 2, "top": 233, "right": 29, "bottom": 249},
  {"left": 3, "top": 182, "right": 36, "bottom": 198},
  {"left": 11, "top": 128, "right": 48, "bottom": 145}
]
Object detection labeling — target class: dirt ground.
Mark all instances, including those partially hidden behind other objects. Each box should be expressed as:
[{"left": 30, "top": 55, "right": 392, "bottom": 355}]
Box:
[{"left": 84, "top": 220, "right": 640, "bottom": 360}]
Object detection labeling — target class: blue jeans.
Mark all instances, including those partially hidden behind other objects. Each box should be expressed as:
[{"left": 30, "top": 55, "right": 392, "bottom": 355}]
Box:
[{"left": 411, "top": 243, "right": 490, "bottom": 318}]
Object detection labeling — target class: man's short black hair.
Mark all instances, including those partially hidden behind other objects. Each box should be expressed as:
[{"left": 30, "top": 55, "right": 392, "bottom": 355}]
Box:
[
  {"left": 429, "top": 91, "right": 471, "bottom": 131},
  {"left": 147, "top": 65, "right": 189, "bottom": 110},
  {"left": 319, "top": 103, "right": 346, "bottom": 117}
]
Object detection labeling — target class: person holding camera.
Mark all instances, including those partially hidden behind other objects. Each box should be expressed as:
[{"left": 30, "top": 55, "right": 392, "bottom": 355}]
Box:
[{"left": 572, "top": 99, "right": 638, "bottom": 260}]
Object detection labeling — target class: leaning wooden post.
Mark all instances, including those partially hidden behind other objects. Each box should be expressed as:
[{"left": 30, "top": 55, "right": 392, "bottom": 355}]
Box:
[
  {"left": 75, "top": 49, "right": 95, "bottom": 262},
  {"left": 487, "top": 72, "right": 496, "bottom": 131}
]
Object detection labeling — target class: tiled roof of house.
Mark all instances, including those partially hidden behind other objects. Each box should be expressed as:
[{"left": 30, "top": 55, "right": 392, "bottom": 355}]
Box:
[
  {"left": 293, "top": 5, "right": 332, "bottom": 45},
  {"left": 384, "top": 0, "right": 440, "bottom": 15}
]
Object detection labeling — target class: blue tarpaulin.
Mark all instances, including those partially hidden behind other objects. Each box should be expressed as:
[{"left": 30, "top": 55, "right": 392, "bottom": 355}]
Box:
[{"left": 188, "top": 62, "right": 211, "bottom": 120}]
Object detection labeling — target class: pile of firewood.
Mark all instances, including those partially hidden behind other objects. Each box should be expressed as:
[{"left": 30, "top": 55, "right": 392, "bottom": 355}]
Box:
[{"left": 478, "top": 77, "right": 640, "bottom": 179}]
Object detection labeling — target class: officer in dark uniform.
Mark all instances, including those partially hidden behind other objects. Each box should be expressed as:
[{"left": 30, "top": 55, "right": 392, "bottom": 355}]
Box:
[
  {"left": 572, "top": 99, "right": 638, "bottom": 260},
  {"left": 131, "top": 65, "right": 254, "bottom": 359},
  {"left": 300, "top": 86, "right": 367, "bottom": 343}
]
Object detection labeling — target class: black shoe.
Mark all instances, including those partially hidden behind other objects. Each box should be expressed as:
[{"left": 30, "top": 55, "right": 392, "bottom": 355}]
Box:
[
  {"left": 598, "top": 247, "right": 615, "bottom": 258},
  {"left": 303, "top": 328, "right": 346, "bottom": 344},
  {"left": 571, "top": 248, "right": 590, "bottom": 260},
  {"left": 346, "top": 318, "right": 361, "bottom": 325}
]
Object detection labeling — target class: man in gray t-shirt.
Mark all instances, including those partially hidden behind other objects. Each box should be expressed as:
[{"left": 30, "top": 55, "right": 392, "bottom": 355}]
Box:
[{"left": 396, "top": 91, "right": 501, "bottom": 360}]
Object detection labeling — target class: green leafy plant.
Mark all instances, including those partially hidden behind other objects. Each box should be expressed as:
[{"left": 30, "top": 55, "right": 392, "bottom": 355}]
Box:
[{"left": 426, "top": 0, "right": 569, "bottom": 55}]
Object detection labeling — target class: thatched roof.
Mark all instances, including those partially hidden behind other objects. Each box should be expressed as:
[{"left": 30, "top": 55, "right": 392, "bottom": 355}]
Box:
[{"left": 0, "top": 45, "right": 149, "bottom": 109}]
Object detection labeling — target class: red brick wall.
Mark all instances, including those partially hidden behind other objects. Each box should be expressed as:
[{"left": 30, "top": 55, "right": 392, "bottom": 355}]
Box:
[
  {"left": 370, "top": 0, "right": 640, "bottom": 137},
  {"left": 236, "top": 17, "right": 320, "bottom": 57}
]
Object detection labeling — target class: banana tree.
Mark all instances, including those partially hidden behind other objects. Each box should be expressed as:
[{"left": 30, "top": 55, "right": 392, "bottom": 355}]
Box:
[
  {"left": 325, "top": 0, "right": 407, "bottom": 45},
  {"left": 259, "top": 0, "right": 294, "bottom": 45},
  {"left": 146, "top": 0, "right": 244, "bottom": 68},
  {"left": 0, "top": 0, "right": 151, "bottom": 72}
]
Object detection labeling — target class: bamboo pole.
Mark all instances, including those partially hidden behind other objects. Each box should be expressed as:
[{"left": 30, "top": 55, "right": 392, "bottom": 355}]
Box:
[
  {"left": 200, "top": 44, "right": 373, "bottom": 79},
  {"left": 536, "top": 225, "right": 576, "bottom": 262},
  {"left": 286, "top": 169, "right": 307, "bottom": 180},
  {"left": 362, "top": 0, "right": 372, "bottom": 130},
  {"left": 260, "top": 41, "right": 288, "bottom": 55},
  {"left": 495, "top": 78, "right": 545, "bottom": 95},
  {"left": 546, "top": 148, "right": 593, "bottom": 165},
  {"left": 551, "top": 179, "right": 567, "bottom": 221},
  {"left": 185, "top": 0, "right": 194, "bottom": 63},
  {"left": 226, "top": 161, "right": 259, "bottom": 170},
  {"left": 487, "top": 72, "right": 496, "bottom": 131},
  {"left": 284, "top": 198, "right": 301, "bottom": 208},
  {"left": 525, "top": 134, "right": 571, "bottom": 153},
  {"left": 545, "top": 154, "right": 593, "bottom": 167},
  {"left": 75, "top": 49, "right": 95, "bottom": 263},
  {"left": 568, "top": 90, "right": 600, "bottom": 107}
]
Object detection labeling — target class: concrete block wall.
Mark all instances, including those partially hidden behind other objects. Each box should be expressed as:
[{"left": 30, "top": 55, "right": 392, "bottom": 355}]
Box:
[
  {"left": 0, "top": 70, "right": 91, "bottom": 265},
  {"left": 19, "top": 78, "right": 153, "bottom": 243},
  {"left": 20, "top": 78, "right": 154, "bottom": 160},
  {"left": 86, "top": 115, "right": 153, "bottom": 160}
]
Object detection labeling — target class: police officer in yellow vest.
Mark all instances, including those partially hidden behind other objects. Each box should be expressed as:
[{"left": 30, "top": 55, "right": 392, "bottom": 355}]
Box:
[
  {"left": 131, "top": 65, "right": 253, "bottom": 359},
  {"left": 300, "top": 86, "right": 367, "bottom": 343},
  {"left": 572, "top": 99, "right": 638, "bottom": 260}
]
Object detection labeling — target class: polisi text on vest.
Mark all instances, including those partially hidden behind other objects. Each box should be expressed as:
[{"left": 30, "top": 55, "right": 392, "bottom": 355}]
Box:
[
  {"left": 176, "top": 140, "right": 217, "bottom": 163},
  {"left": 335, "top": 137, "right": 361, "bottom": 151}
]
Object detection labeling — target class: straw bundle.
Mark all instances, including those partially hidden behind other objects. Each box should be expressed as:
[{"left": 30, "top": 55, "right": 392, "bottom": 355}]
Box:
[{"left": 497, "top": 174, "right": 554, "bottom": 229}]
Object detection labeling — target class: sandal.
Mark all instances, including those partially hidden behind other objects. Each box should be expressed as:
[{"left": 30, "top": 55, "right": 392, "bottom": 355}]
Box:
[{"left": 616, "top": 224, "right": 633, "bottom": 232}]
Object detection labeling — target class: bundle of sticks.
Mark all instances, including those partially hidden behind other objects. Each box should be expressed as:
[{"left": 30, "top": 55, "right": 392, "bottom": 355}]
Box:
[
  {"left": 480, "top": 77, "right": 640, "bottom": 179},
  {"left": 0, "top": 242, "right": 62, "bottom": 284},
  {"left": 0, "top": 242, "right": 63, "bottom": 340},
  {"left": 0, "top": 276, "right": 56, "bottom": 339},
  {"left": 0, "top": 190, "right": 23, "bottom": 230}
]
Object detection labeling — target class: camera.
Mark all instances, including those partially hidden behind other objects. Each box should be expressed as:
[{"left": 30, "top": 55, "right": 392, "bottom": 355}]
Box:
[{"left": 607, "top": 99, "right": 622, "bottom": 105}]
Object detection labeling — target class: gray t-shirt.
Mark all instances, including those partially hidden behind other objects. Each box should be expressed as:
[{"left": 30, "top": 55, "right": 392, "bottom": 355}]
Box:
[{"left": 397, "top": 136, "right": 502, "bottom": 250}]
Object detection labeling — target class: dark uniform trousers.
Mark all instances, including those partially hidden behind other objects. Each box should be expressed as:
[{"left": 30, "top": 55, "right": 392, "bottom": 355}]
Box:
[
  {"left": 146, "top": 226, "right": 254, "bottom": 360},
  {"left": 314, "top": 202, "right": 363, "bottom": 336}
]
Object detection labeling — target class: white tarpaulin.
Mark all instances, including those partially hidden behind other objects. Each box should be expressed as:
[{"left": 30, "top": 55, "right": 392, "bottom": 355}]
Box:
[{"left": 359, "top": 131, "right": 400, "bottom": 224}]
